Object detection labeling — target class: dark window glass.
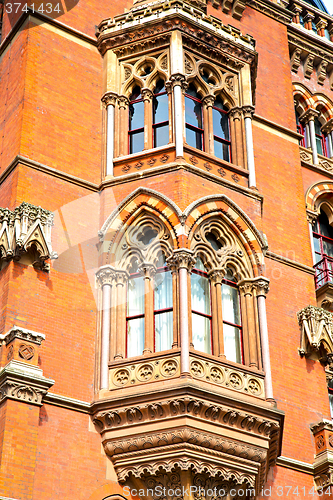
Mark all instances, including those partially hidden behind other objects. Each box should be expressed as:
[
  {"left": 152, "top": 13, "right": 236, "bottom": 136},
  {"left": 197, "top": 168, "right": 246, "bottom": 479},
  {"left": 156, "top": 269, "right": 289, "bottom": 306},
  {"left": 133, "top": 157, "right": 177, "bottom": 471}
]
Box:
[
  {"left": 313, "top": 209, "right": 333, "bottom": 287},
  {"left": 185, "top": 85, "right": 204, "bottom": 151},
  {"left": 153, "top": 80, "right": 169, "bottom": 148},
  {"left": 314, "top": 118, "right": 327, "bottom": 157},
  {"left": 213, "top": 97, "right": 231, "bottom": 162},
  {"left": 191, "top": 258, "right": 212, "bottom": 354},
  {"left": 129, "top": 86, "right": 144, "bottom": 154},
  {"left": 295, "top": 109, "right": 306, "bottom": 147}
]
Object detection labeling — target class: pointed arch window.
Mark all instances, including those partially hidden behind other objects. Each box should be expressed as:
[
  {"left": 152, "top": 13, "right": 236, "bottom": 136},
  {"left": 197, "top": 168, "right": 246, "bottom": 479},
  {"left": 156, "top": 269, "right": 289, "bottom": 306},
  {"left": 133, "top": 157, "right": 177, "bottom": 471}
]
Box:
[
  {"left": 222, "top": 269, "right": 242, "bottom": 364},
  {"left": 185, "top": 84, "right": 204, "bottom": 151},
  {"left": 313, "top": 209, "right": 333, "bottom": 287},
  {"left": 153, "top": 80, "right": 169, "bottom": 148},
  {"left": 129, "top": 86, "right": 144, "bottom": 154},
  {"left": 212, "top": 97, "right": 231, "bottom": 162}
]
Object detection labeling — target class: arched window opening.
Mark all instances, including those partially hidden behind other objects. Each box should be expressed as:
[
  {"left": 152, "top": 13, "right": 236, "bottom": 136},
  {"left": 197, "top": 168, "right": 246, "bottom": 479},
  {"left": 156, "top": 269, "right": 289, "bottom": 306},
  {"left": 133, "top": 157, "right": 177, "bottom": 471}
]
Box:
[
  {"left": 213, "top": 97, "right": 231, "bottom": 162},
  {"left": 129, "top": 86, "right": 144, "bottom": 154},
  {"left": 185, "top": 84, "right": 204, "bottom": 151},
  {"left": 191, "top": 257, "right": 212, "bottom": 354},
  {"left": 154, "top": 254, "right": 173, "bottom": 352},
  {"left": 314, "top": 118, "right": 328, "bottom": 157},
  {"left": 295, "top": 108, "right": 306, "bottom": 147},
  {"left": 127, "top": 260, "right": 145, "bottom": 357},
  {"left": 222, "top": 268, "right": 243, "bottom": 364},
  {"left": 313, "top": 209, "right": 333, "bottom": 287},
  {"left": 153, "top": 80, "right": 169, "bottom": 148}
]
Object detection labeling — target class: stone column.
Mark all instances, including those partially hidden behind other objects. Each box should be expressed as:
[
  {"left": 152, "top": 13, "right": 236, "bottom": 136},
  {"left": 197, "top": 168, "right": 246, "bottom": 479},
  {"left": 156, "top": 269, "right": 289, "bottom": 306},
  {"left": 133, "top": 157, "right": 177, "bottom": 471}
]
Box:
[
  {"left": 307, "top": 211, "right": 318, "bottom": 265},
  {"left": 202, "top": 95, "right": 215, "bottom": 155},
  {"left": 229, "top": 107, "right": 243, "bottom": 167},
  {"left": 167, "top": 258, "right": 180, "bottom": 348},
  {"left": 303, "top": 10, "right": 315, "bottom": 30},
  {"left": 253, "top": 277, "right": 274, "bottom": 402},
  {"left": 242, "top": 105, "right": 256, "bottom": 188},
  {"left": 168, "top": 74, "right": 187, "bottom": 158},
  {"left": 209, "top": 269, "right": 226, "bottom": 358},
  {"left": 300, "top": 108, "right": 320, "bottom": 165},
  {"left": 139, "top": 262, "right": 156, "bottom": 355},
  {"left": 142, "top": 88, "right": 153, "bottom": 150},
  {"left": 167, "top": 250, "right": 195, "bottom": 375},
  {"left": 290, "top": 2, "right": 303, "bottom": 24},
  {"left": 114, "top": 270, "right": 129, "bottom": 360},
  {"left": 118, "top": 95, "right": 130, "bottom": 156},
  {"left": 96, "top": 266, "right": 116, "bottom": 389},
  {"left": 316, "top": 17, "right": 328, "bottom": 37},
  {"left": 102, "top": 92, "right": 117, "bottom": 176}
]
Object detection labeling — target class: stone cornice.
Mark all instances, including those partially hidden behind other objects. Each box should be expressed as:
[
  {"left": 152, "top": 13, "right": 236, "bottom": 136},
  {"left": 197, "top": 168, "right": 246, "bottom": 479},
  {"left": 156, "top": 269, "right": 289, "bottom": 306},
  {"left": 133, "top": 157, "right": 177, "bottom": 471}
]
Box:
[
  {"left": 288, "top": 25, "right": 333, "bottom": 66},
  {"left": 253, "top": 114, "right": 304, "bottom": 142},
  {"left": 0, "top": 326, "right": 45, "bottom": 346},
  {"left": 265, "top": 251, "right": 315, "bottom": 275},
  {"left": 0, "top": 360, "right": 54, "bottom": 407},
  {"left": 43, "top": 392, "right": 91, "bottom": 413},
  {"left": 247, "top": 0, "right": 293, "bottom": 25},
  {"left": 276, "top": 455, "right": 314, "bottom": 474}
]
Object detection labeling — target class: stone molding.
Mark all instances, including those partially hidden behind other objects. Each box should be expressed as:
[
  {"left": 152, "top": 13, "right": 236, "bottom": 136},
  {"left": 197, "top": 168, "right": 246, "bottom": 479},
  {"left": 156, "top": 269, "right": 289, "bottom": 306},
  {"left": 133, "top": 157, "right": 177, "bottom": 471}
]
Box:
[
  {"left": 0, "top": 201, "right": 57, "bottom": 271},
  {"left": 0, "top": 326, "right": 45, "bottom": 346},
  {"left": 0, "top": 360, "right": 54, "bottom": 407},
  {"left": 297, "top": 305, "right": 333, "bottom": 360}
]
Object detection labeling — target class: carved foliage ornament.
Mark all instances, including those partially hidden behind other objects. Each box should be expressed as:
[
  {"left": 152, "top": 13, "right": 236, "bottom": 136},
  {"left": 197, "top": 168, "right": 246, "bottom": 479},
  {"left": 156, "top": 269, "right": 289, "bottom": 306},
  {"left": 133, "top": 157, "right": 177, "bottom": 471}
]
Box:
[
  {"left": 0, "top": 202, "right": 56, "bottom": 271},
  {"left": 297, "top": 305, "right": 333, "bottom": 360}
]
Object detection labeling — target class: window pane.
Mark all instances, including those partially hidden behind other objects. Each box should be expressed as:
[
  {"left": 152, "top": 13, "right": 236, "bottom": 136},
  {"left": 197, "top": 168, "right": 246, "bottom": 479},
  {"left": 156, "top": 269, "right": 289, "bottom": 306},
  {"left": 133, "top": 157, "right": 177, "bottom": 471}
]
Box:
[
  {"left": 223, "top": 324, "right": 241, "bottom": 363},
  {"left": 153, "top": 93, "right": 168, "bottom": 124},
  {"left": 212, "top": 108, "right": 229, "bottom": 141},
  {"left": 330, "top": 392, "right": 333, "bottom": 418},
  {"left": 129, "top": 100, "right": 144, "bottom": 131},
  {"left": 318, "top": 211, "right": 333, "bottom": 239},
  {"left": 155, "top": 311, "right": 173, "bottom": 352},
  {"left": 316, "top": 136, "right": 323, "bottom": 156},
  {"left": 314, "top": 119, "right": 322, "bottom": 136},
  {"left": 214, "top": 139, "right": 230, "bottom": 162},
  {"left": 127, "top": 277, "right": 144, "bottom": 316},
  {"left": 154, "top": 271, "right": 172, "bottom": 310},
  {"left": 222, "top": 283, "right": 241, "bottom": 325},
  {"left": 130, "top": 131, "right": 144, "bottom": 154},
  {"left": 154, "top": 124, "right": 169, "bottom": 148},
  {"left": 191, "top": 273, "right": 210, "bottom": 315},
  {"left": 323, "top": 239, "right": 333, "bottom": 258},
  {"left": 185, "top": 96, "right": 202, "bottom": 128},
  {"left": 186, "top": 126, "right": 202, "bottom": 150},
  {"left": 192, "top": 312, "right": 211, "bottom": 353},
  {"left": 127, "top": 318, "right": 144, "bottom": 357}
]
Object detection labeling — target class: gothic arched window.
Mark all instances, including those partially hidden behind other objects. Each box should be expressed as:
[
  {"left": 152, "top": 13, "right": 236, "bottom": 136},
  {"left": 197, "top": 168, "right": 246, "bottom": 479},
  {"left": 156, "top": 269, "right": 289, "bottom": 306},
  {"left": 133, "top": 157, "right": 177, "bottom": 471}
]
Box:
[
  {"left": 191, "top": 257, "right": 212, "bottom": 354},
  {"left": 313, "top": 209, "right": 333, "bottom": 287},
  {"left": 185, "top": 84, "right": 204, "bottom": 151},
  {"left": 153, "top": 80, "right": 169, "bottom": 148},
  {"left": 127, "top": 260, "right": 145, "bottom": 358},
  {"left": 129, "top": 86, "right": 144, "bottom": 154},
  {"left": 213, "top": 97, "right": 231, "bottom": 162},
  {"left": 222, "top": 269, "right": 242, "bottom": 363},
  {"left": 314, "top": 117, "right": 328, "bottom": 157}
]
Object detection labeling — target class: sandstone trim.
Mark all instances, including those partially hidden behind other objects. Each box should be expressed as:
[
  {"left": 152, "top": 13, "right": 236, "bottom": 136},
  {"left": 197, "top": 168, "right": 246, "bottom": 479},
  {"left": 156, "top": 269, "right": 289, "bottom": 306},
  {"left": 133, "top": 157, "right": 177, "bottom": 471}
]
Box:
[{"left": 265, "top": 251, "right": 315, "bottom": 275}]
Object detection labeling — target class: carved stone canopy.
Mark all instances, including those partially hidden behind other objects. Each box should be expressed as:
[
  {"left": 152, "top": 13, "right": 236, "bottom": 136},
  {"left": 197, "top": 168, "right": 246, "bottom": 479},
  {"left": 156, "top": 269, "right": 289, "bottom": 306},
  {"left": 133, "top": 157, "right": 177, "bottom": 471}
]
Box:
[
  {"left": 311, "top": 420, "right": 333, "bottom": 491},
  {"left": 297, "top": 305, "right": 333, "bottom": 362}
]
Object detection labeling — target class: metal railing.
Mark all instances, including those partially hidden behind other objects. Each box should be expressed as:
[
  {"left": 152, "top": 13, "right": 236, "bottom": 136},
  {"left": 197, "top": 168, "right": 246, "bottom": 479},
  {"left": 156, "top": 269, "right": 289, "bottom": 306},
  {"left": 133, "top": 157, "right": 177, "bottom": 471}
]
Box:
[{"left": 314, "top": 256, "right": 333, "bottom": 288}]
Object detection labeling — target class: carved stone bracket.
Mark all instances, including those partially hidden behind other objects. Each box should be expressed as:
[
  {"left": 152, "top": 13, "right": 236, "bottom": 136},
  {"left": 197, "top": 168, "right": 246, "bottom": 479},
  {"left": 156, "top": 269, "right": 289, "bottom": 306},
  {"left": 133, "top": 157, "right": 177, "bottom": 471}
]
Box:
[
  {"left": 290, "top": 47, "right": 302, "bottom": 72},
  {"left": 304, "top": 53, "right": 315, "bottom": 79},
  {"left": 299, "top": 107, "right": 320, "bottom": 124},
  {"left": 317, "top": 60, "right": 328, "bottom": 86},
  {"left": 297, "top": 305, "right": 333, "bottom": 360},
  {"left": 311, "top": 420, "right": 333, "bottom": 491},
  {"left": 0, "top": 202, "right": 57, "bottom": 271},
  {"left": 0, "top": 360, "right": 54, "bottom": 406}
]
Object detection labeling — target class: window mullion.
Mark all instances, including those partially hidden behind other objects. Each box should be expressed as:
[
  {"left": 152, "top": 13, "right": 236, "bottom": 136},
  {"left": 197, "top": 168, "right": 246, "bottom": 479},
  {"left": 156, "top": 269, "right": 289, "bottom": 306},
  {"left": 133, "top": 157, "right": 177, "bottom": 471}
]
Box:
[
  {"left": 140, "top": 264, "right": 156, "bottom": 355},
  {"left": 142, "top": 88, "right": 153, "bottom": 150}
]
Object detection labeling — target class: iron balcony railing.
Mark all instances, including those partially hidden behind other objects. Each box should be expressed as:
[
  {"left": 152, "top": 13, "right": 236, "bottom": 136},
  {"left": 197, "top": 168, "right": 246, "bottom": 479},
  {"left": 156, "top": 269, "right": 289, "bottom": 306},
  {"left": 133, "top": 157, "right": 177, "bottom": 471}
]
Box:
[{"left": 314, "top": 255, "right": 333, "bottom": 288}]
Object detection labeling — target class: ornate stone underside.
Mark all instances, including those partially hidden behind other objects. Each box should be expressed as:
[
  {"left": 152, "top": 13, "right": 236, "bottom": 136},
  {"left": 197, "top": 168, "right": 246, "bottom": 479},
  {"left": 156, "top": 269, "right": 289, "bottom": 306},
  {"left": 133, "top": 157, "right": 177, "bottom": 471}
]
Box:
[
  {"left": 311, "top": 420, "right": 333, "bottom": 491},
  {"left": 297, "top": 305, "right": 333, "bottom": 363},
  {"left": 92, "top": 384, "right": 284, "bottom": 496}
]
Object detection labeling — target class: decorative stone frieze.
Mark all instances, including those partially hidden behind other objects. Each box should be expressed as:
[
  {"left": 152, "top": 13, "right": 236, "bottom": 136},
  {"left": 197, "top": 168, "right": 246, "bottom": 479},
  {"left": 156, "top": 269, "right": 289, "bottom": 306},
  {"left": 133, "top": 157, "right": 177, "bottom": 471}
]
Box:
[
  {"left": 0, "top": 360, "right": 54, "bottom": 406},
  {"left": 0, "top": 325, "right": 45, "bottom": 346},
  {"left": 297, "top": 305, "right": 333, "bottom": 360},
  {"left": 0, "top": 202, "right": 56, "bottom": 271},
  {"left": 311, "top": 420, "right": 333, "bottom": 491}
]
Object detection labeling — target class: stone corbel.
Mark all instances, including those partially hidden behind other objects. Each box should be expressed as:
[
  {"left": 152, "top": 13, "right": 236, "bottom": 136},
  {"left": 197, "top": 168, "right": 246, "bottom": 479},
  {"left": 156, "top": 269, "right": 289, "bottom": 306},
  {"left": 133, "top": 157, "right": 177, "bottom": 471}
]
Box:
[
  {"left": 297, "top": 305, "right": 333, "bottom": 360},
  {"left": 317, "top": 60, "right": 328, "bottom": 86},
  {"left": 232, "top": 0, "right": 247, "bottom": 20},
  {"left": 310, "top": 420, "right": 333, "bottom": 491},
  {"left": 304, "top": 53, "right": 315, "bottom": 79},
  {"left": 290, "top": 47, "right": 302, "bottom": 73}
]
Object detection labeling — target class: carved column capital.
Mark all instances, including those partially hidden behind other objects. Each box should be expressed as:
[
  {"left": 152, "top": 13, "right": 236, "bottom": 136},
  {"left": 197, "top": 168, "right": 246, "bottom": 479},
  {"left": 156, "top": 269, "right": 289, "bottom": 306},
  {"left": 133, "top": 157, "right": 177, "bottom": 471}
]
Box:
[
  {"left": 306, "top": 210, "right": 319, "bottom": 225},
  {"left": 208, "top": 269, "right": 226, "bottom": 284},
  {"left": 117, "top": 95, "right": 130, "bottom": 109},
  {"left": 228, "top": 106, "right": 242, "bottom": 121},
  {"left": 141, "top": 88, "right": 154, "bottom": 103},
  {"left": 303, "top": 10, "right": 315, "bottom": 24},
  {"left": 202, "top": 95, "right": 215, "bottom": 108},
  {"left": 238, "top": 279, "right": 254, "bottom": 296},
  {"left": 242, "top": 105, "right": 255, "bottom": 119},
  {"left": 138, "top": 262, "right": 156, "bottom": 279},
  {"left": 289, "top": 1, "right": 303, "bottom": 16},
  {"left": 299, "top": 108, "right": 320, "bottom": 124},
  {"left": 252, "top": 276, "right": 270, "bottom": 297},
  {"left": 115, "top": 270, "right": 129, "bottom": 285},
  {"left": 167, "top": 73, "right": 188, "bottom": 93},
  {"left": 322, "top": 118, "right": 333, "bottom": 134},
  {"left": 316, "top": 16, "right": 328, "bottom": 31},
  {"left": 101, "top": 91, "right": 118, "bottom": 108},
  {"left": 96, "top": 265, "right": 116, "bottom": 287},
  {"left": 167, "top": 249, "right": 196, "bottom": 272}
]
